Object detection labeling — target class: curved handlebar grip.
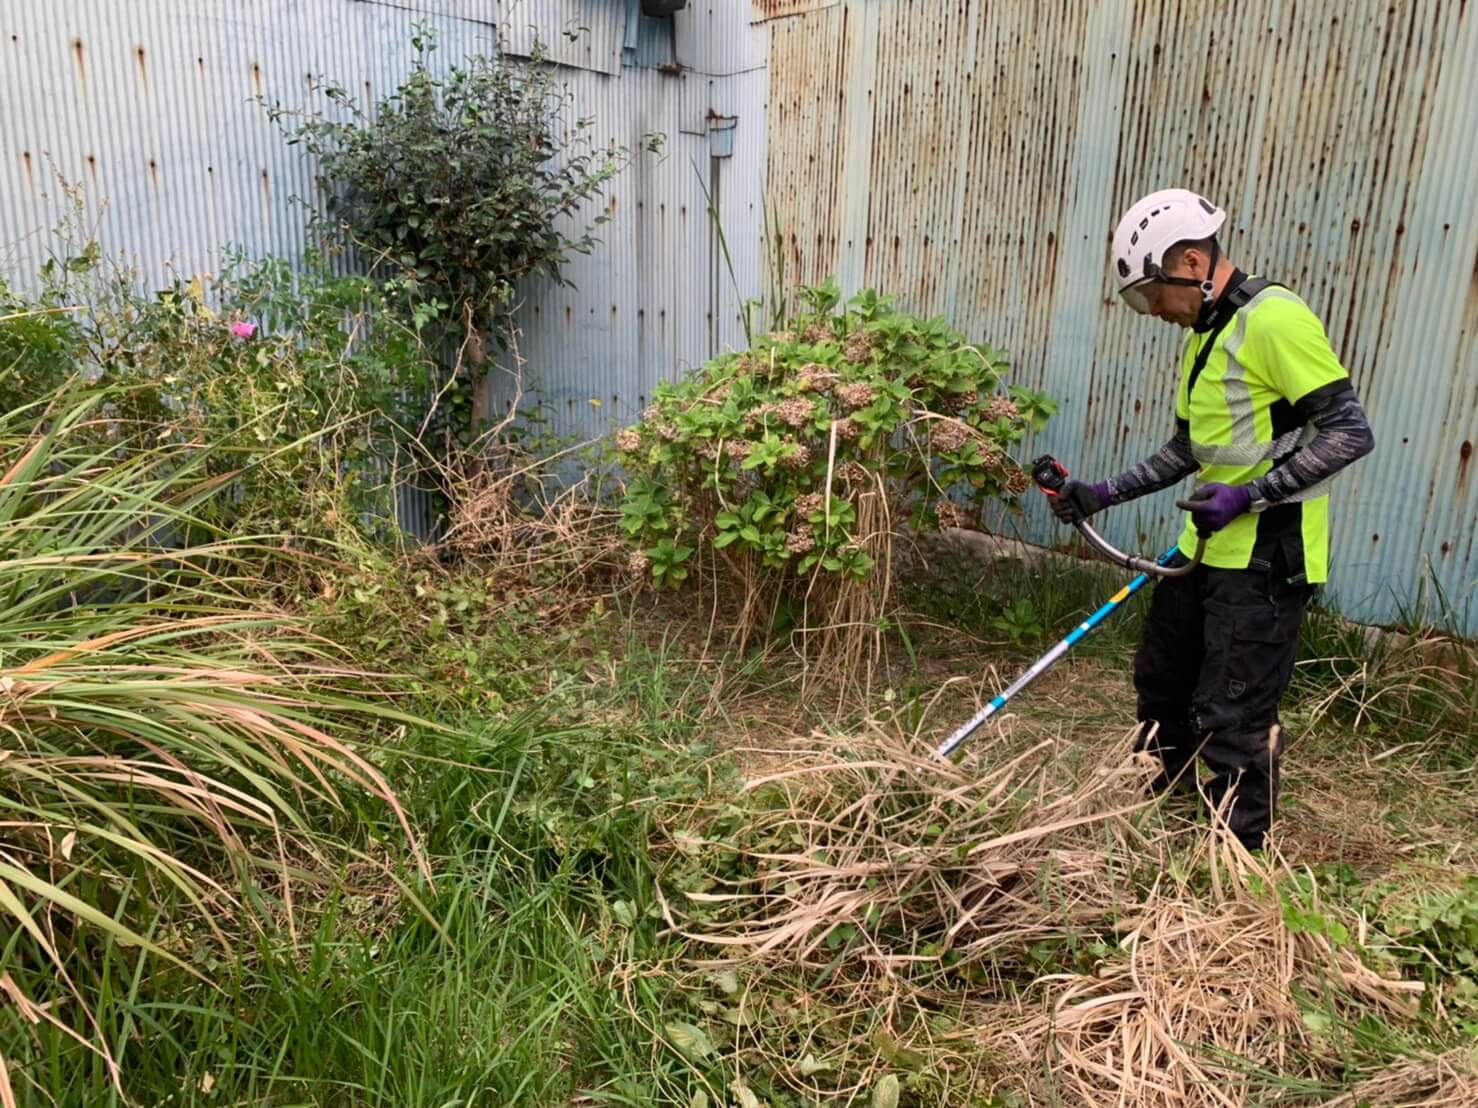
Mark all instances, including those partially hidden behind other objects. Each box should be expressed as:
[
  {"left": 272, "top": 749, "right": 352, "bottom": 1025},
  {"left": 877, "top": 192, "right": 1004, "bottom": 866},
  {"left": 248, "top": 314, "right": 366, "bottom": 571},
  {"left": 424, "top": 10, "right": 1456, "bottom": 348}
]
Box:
[
  {"left": 1172, "top": 496, "right": 1216, "bottom": 541},
  {"left": 1034, "top": 456, "right": 1207, "bottom": 577}
]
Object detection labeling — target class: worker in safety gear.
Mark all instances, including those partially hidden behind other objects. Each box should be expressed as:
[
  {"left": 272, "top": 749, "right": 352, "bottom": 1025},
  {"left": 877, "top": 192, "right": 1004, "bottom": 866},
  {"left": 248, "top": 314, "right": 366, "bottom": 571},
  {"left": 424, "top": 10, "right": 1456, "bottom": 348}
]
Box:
[{"left": 1050, "top": 188, "right": 1374, "bottom": 851}]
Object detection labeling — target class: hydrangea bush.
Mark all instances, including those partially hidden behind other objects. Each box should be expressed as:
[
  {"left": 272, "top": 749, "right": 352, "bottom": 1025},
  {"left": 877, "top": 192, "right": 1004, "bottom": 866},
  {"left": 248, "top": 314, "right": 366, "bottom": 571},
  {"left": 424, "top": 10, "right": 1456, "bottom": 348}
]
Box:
[{"left": 615, "top": 282, "right": 1055, "bottom": 658}]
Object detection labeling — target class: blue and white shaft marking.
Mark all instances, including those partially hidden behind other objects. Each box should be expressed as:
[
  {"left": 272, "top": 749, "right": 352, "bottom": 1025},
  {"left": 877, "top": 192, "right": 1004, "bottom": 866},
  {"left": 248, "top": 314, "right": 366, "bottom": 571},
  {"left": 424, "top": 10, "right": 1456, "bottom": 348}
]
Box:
[{"left": 932, "top": 546, "right": 1180, "bottom": 761}]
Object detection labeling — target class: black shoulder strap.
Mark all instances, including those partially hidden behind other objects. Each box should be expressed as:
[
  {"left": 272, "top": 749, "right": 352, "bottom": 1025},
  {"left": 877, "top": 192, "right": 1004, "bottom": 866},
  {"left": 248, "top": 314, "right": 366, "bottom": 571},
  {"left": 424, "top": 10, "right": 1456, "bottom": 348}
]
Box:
[
  {"left": 1185, "top": 278, "right": 1283, "bottom": 402},
  {"left": 1227, "top": 276, "right": 1281, "bottom": 309}
]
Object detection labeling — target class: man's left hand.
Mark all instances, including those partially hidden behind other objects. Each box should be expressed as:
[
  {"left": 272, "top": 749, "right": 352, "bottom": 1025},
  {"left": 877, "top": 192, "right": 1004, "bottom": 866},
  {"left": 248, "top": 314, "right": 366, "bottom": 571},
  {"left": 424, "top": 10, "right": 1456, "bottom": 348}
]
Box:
[{"left": 1175, "top": 483, "right": 1252, "bottom": 533}]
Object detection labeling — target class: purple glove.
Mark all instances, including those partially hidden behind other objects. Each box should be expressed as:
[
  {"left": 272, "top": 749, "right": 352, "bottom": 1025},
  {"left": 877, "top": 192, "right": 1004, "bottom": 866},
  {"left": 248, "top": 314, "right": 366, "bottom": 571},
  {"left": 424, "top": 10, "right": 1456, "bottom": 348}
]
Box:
[{"left": 1175, "top": 483, "right": 1252, "bottom": 533}]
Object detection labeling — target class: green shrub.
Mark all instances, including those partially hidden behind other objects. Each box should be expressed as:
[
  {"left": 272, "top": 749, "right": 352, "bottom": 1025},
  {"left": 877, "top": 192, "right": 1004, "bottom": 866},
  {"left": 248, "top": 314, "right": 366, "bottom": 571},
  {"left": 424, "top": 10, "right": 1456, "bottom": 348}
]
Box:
[
  {"left": 615, "top": 280, "right": 1055, "bottom": 666},
  {"left": 2, "top": 239, "right": 438, "bottom": 550},
  {"left": 268, "top": 26, "right": 652, "bottom": 442}
]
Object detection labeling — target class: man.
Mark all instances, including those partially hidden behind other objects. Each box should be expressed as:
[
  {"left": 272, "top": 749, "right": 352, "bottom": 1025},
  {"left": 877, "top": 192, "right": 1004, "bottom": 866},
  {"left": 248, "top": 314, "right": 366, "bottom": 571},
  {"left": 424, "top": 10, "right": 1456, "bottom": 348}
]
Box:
[{"left": 1050, "top": 188, "right": 1375, "bottom": 851}]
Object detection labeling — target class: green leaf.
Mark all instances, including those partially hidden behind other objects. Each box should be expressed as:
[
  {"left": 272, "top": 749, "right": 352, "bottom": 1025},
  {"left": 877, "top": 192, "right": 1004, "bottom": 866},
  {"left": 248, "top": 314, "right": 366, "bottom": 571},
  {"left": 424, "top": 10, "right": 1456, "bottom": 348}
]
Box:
[
  {"left": 872, "top": 1028, "right": 927, "bottom": 1069},
  {"left": 665, "top": 1020, "right": 715, "bottom": 1062},
  {"left": 719, "top": 1005, "right": 748, "bottom": 1027},
  {"left": 871, "top": 1073, "right": 900, "bottom": 1108},
  {"left": 709, "top": 969, "right": 740, "bottom": 995},
  {"left": 798, "top": 1053, "right": 830, "bottom": 1077},
  {"left": 1301, "top": 1010, "right": 1334, "bottom": 1035}
]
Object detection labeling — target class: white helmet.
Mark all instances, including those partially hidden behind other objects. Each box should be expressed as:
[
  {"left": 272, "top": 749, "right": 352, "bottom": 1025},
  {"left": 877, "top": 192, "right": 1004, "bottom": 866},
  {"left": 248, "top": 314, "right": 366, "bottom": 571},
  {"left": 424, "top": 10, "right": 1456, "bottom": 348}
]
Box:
[{"left": 1111, "top": 188, "right": 1226, "bottom": 313}]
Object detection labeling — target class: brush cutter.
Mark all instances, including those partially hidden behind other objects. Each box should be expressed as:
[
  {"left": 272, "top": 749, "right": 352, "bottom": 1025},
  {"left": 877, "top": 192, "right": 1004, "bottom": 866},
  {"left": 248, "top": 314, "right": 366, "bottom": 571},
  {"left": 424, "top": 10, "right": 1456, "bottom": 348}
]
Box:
[{"left": 932, "top": 454, "right": 1210, "bottom": 760}]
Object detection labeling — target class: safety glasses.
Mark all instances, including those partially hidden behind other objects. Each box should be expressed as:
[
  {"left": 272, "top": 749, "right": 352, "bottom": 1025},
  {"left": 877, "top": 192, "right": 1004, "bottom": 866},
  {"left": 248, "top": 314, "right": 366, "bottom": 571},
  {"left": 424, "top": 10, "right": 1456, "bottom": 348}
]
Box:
[
  {"left": 1121, "top": 264, "right": 1207, "bottom": 315},
  {"left": 1119, "top": 277, "right": 1166, "bottom": 315}
]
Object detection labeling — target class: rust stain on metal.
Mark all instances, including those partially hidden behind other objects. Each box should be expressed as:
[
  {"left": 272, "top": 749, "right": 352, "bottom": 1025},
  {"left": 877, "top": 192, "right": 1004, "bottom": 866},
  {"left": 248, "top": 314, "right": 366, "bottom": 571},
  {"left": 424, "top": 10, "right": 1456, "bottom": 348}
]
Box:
[
  {"left": 764, "top": 0, "right": 1478, "bottom": 628},
  {"left": 21, "top": 150, "right": 33, "bottom": 190},
  {"left": 72, "top": 37, "right": 86, "bottom": 93},
  {"left": 148, "top": 159, "right": 159, "bottom": 191},
  {"left": 251, "top": 62, "right": 263, "bottom": 96},
  {"left": 752, "top": 0, "right": 841, "bottom": 22},
  {"left": 135, "top": 45, "right": 148, "bottom": 91}
]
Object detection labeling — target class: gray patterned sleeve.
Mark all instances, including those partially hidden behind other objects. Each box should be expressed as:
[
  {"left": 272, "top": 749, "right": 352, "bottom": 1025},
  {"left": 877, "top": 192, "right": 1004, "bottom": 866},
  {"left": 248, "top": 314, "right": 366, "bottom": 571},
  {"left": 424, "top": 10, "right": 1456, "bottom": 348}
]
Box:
[
  {"left": 1104, "top": 420, "right": 1199, "bottom": 504},
  {"left": 1247, "top": 382, "right": 1374, "bottom": 503}
]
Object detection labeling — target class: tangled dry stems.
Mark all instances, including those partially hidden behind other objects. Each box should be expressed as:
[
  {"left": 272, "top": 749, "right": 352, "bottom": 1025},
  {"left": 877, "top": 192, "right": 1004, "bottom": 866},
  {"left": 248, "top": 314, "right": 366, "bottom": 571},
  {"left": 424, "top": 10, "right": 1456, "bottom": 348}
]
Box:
[
  {"left": 654, "top": 725, "right": 1451, "bottom": 1106},
  {"left": 1315, "top": 1046, "right": 1478, "bottom": 1107},
  {"left": 435, "top": 438, "right": 626, "bottom": 590}
]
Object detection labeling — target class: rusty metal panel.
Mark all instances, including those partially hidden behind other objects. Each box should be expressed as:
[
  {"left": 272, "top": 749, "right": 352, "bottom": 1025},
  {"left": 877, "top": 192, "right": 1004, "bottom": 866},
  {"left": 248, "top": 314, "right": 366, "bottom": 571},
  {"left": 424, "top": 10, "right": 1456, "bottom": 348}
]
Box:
[
  {"left": 2, "top": 1, "right": 499, "bottom": 285},
  {"left": 351, "top": 1, "right": 626, "bottom": 74},
  {"left": 763, "top": 1, "right": 852, "bottom": 307},
  {"left": 472, "top": 3, "right": 771, "bottom": 444},
  {"left": 501, "top": 0, "right": 624, "bottom": 75},
  {"left": 751, "top": 0, "right": 842, "bottom": 23},
  {"left": 765, "top": 0, "right": 1478, "bottom": 632}
]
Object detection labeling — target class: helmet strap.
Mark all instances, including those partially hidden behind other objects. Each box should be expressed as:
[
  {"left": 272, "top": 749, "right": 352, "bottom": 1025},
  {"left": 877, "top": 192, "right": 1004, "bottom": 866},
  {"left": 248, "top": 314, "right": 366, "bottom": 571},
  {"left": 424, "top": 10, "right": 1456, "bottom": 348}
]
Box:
[{"left": 1193, "top": 238, "right": 1223, "bottom": 328}]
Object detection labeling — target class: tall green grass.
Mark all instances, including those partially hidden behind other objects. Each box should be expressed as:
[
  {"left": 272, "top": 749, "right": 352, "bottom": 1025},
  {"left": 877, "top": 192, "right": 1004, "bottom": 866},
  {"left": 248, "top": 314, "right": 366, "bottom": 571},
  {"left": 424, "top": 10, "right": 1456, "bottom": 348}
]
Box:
[
  {"left": 0, "top": 382, "right": 710, "bottom": 1104},
  {"left": 0, "top": 390, "right": 435, "bottom": 1100},
  {"left": 1293, "top": 580, "right": 1478, "bottom": 763}
]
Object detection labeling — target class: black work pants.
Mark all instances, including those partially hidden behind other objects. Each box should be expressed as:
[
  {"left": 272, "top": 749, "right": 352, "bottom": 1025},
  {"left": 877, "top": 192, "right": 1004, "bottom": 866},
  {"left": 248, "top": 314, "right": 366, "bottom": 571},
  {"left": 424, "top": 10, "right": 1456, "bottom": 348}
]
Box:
[{"left": 1133, "top": 555, "right": 1311, "bottom": 850}]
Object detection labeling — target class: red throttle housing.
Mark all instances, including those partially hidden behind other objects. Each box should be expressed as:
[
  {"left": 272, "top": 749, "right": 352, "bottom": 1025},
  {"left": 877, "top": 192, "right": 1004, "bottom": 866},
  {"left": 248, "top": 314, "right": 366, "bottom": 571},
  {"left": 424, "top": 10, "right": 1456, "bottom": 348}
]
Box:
[{"left": 1031, "top": 454, "right": 1069, "bottom": 496}]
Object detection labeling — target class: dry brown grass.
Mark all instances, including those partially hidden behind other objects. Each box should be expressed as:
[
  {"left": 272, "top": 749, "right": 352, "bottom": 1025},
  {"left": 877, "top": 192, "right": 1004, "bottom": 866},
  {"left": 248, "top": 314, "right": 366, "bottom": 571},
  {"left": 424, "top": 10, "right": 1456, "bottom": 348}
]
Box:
[
  {"left": 642, "top": 715, "right": 1468, "bottom": 1106},
  {"left": 1023, "top": 880, "right": 1421, "bottom": 1107},
  {"left": 437, "top": 439, "right": 626, "bottom": 585},
  {"left": 1316, "top": 1046, "right": 1478, "bottom": 1106}
]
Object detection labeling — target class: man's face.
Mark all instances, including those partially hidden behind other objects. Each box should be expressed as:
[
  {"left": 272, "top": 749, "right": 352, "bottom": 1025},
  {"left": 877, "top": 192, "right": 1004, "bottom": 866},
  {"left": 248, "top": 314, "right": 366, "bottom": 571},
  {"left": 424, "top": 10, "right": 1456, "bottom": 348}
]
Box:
[{"left": 1138, "top": 249, "right": 1208, "bottom": 328}]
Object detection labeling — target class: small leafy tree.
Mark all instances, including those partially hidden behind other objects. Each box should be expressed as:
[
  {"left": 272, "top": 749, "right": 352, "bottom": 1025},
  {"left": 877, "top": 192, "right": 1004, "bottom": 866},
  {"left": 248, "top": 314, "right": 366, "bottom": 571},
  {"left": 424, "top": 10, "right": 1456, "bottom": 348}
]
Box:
[
  {"left": 269, "top": 27, "right": 650, "bottom": 441},
  {"left": 616, "top": 280, "right": 1056, "bottom": 686}
]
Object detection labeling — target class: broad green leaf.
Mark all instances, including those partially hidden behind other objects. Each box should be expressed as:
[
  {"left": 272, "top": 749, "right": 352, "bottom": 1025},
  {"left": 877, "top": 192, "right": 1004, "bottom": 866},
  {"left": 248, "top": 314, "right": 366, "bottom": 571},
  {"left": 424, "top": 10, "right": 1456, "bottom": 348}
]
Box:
[{"left": 665, "top": 1020, "right": 715, "bottom": 1062}]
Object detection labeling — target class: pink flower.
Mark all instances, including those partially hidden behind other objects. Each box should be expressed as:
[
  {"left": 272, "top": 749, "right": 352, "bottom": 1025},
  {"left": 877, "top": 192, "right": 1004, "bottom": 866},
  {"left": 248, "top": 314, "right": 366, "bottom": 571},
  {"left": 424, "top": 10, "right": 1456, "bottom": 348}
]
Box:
[{"left": 231, "top": 321, "right": 257, "bottom": 339}]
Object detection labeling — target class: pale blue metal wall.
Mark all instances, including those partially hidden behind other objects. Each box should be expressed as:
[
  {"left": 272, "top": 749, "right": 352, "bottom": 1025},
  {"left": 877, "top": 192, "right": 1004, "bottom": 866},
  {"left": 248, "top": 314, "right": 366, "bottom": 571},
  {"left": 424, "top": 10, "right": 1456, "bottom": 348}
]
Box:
[
  {"left": 761, "top": 0, "right": 1478, "bottom": 633},
  {"left": 0, "top": 0, "right": 770, "bottom": 536},
  {"left": 9, "top": 1, "right": 1476, "bottom": 632}
]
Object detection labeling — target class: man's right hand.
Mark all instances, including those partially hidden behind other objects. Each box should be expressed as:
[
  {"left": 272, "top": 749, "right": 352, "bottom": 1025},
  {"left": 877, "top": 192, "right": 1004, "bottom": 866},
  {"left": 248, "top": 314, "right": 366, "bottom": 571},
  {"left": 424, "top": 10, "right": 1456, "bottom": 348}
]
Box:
[{"left": 1050, "top": 480, "right": 1110, "bottom": 524}]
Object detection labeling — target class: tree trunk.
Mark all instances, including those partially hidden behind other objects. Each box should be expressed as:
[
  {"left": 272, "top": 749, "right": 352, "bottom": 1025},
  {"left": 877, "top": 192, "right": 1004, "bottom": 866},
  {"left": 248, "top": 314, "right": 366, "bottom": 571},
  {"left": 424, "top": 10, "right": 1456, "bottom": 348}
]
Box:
[{"left": 467, "top": 327, "right": 489, "bottom": 438}]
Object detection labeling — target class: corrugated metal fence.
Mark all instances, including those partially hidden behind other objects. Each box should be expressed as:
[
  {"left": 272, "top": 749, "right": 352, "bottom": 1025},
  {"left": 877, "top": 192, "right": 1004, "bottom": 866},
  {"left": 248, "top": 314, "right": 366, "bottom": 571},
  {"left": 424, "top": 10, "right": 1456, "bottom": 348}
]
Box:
[
  {"left": 760, "top": 0, "right": 1478, "bottom": 632},
  {"left": 1, "top": 0, "right": 768, "bottom": 539},
  {"left": 6, "top": 1, "right": 1477, "bottom": 631}
]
